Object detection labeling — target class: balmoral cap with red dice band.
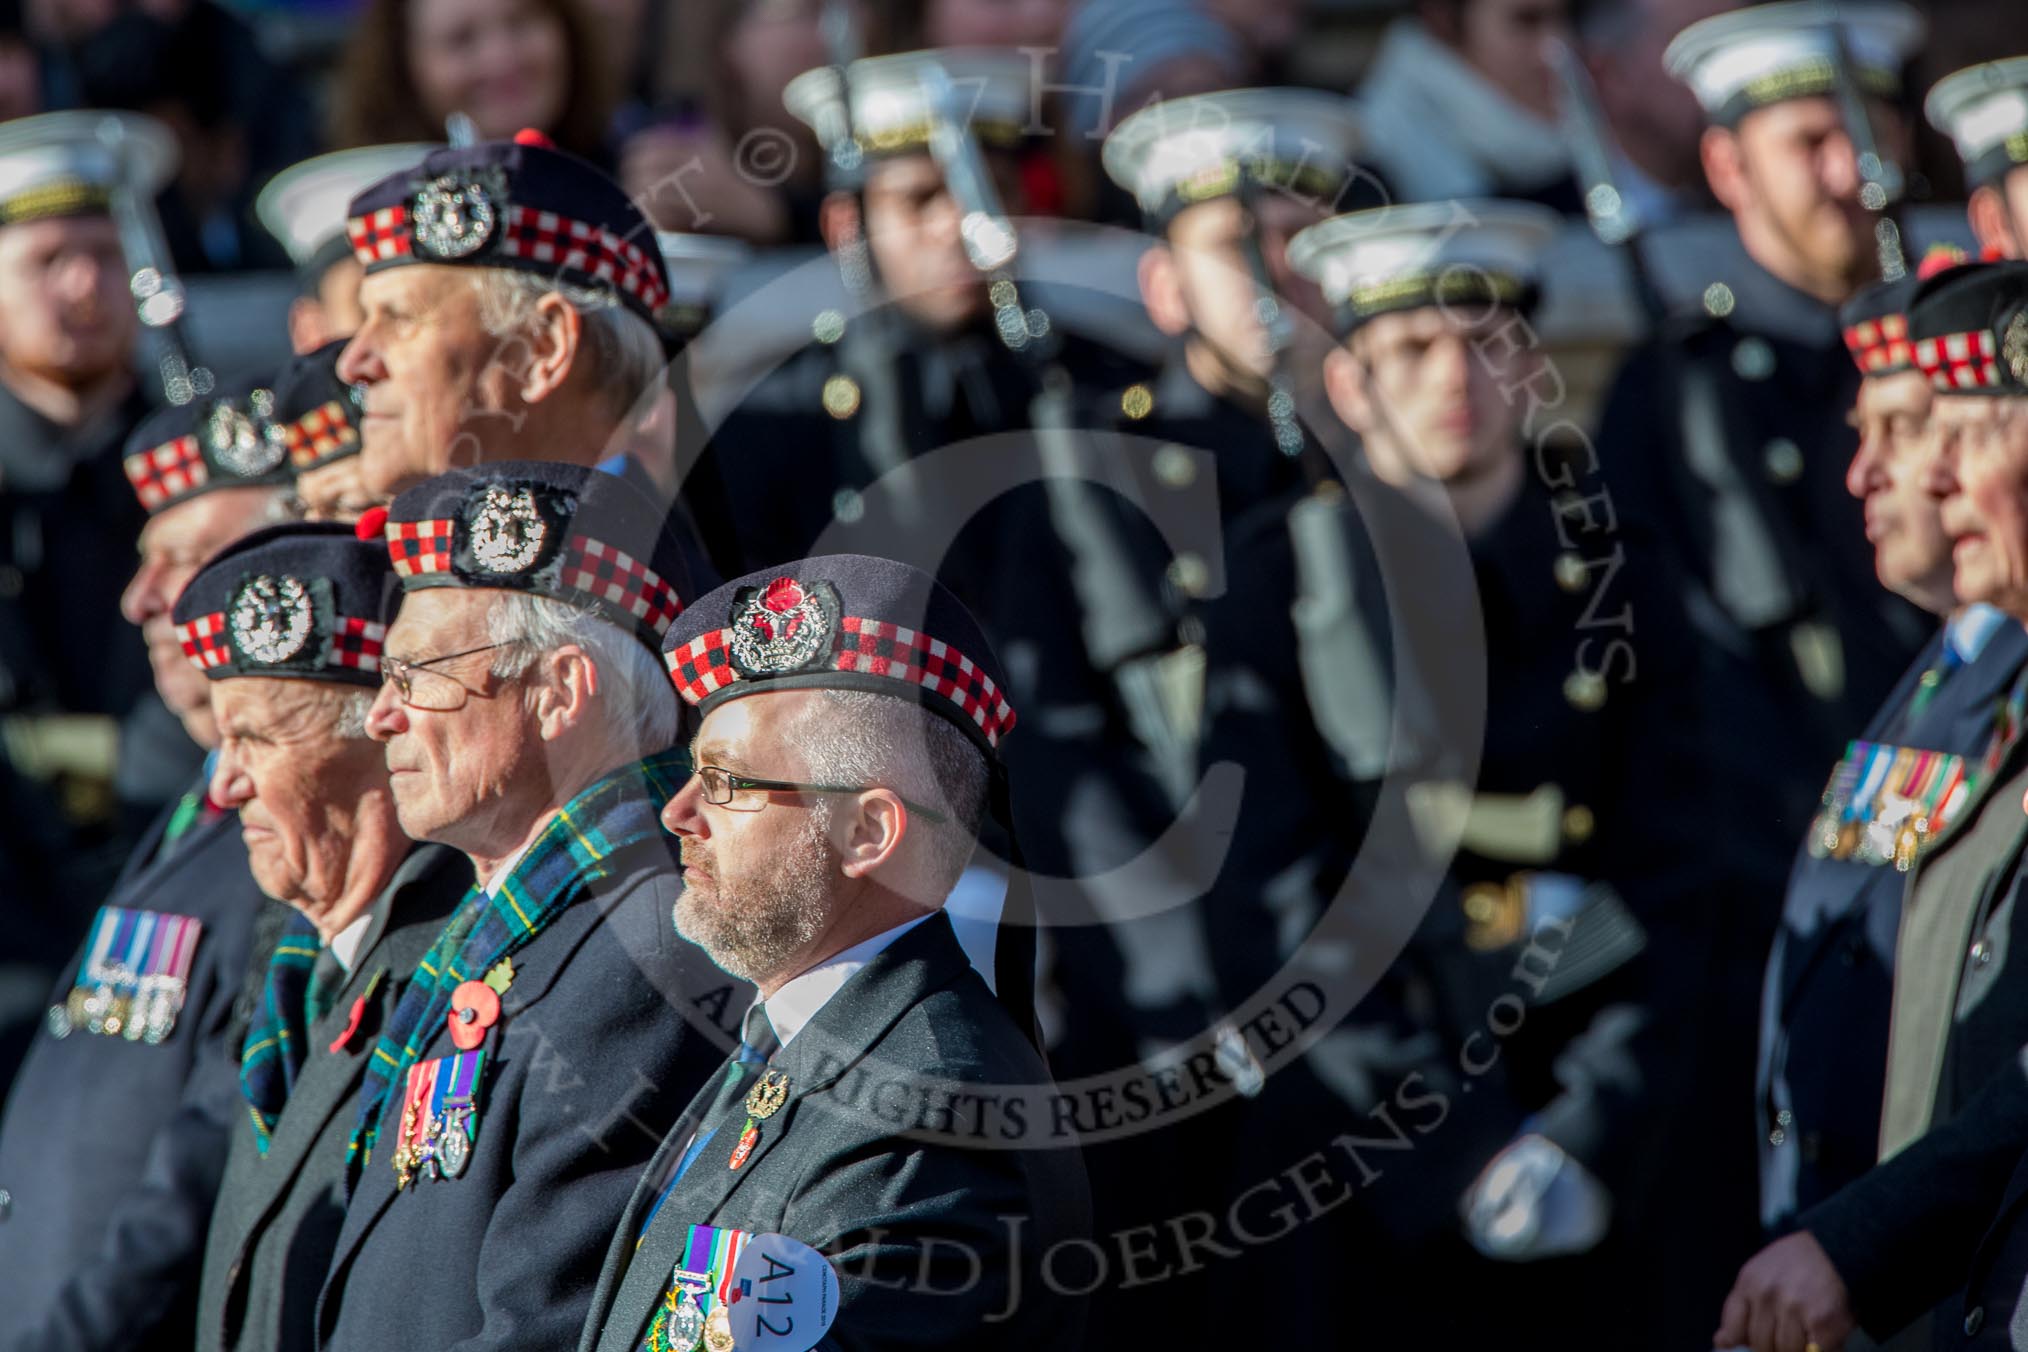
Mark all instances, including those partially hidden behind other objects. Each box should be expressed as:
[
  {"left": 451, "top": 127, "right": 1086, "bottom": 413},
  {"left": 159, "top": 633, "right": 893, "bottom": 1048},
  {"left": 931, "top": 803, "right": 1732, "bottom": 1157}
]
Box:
[
  {"left": 171, "top": 523, "right": 396, "bottom": 687},
  {"left": 345, "top": 130, "right": 671, "bottom": 327},
  {"left": 662, "top": 555, "right": 1017, "bottom": 759},
  {"left": 1839, "top": 245, "right": 1971, "bottom": 376},
  {"left": 380, "top": 461, "right": 692, "bottom": 658},
  {"left": 664, "top": 554, "right": 1040, "bottom": 1049},
  {"left": 122, "top": 375, "right": 297, "bottom": 515},
  {"left": 273, "top": 339, "right": 365, "bottom": 472},
  {"left": 1908, "top": 260, "right": 2028, "bottom": 396}
]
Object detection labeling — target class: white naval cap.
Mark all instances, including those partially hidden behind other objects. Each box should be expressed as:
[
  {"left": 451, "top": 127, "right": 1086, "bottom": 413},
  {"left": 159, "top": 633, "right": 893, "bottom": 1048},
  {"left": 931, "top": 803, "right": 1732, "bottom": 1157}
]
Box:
[
  {"left": 1927, "top": 59, "right": 2028, "bottom": 189},
  {"left": 1663, "top": 0, "right": 1924, "bottom": 127},
  {"left": 655, "top": 232, "right": 750, "bottom": 338},
  {"left": 783, "top": 48, "right": 1036, "bottom": 158},
  {"left": 256, "top": 143, "right": 438, "bottom": 271},
  {"left": 1100, "top": 88, "right": 1365, "bottom": 222},
  {"left": 1287, "top": 199, "right": 1560, "bottom": 330},
  {"left": 0, "top": 110, "right": 175, "bottom": 227}
]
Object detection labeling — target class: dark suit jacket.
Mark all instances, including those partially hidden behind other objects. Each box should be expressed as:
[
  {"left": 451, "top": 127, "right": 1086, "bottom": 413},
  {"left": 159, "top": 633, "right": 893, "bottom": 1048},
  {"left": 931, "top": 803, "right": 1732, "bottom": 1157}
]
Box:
[
  {"left": 580, "top": 911, "right": 1093, "bottom": 1352},
  {"left": 313, "top": 838, "right": 740, "bottom": 1352},
  {"left": 1804, "top": 739, "right": 2028, "bottom": 1339},
  {"left": 1760, "top": 617, "right": 2028, "bottom": 1224},
  {"left": 0, "top": 793, "right": 267, "bottom": 1351},
  {"left": 196, "top": 844, "right": 468, "bottom": 1352},
  {"left": 1937, "top": 1062, "right": 2028, "bottom": 1348}
]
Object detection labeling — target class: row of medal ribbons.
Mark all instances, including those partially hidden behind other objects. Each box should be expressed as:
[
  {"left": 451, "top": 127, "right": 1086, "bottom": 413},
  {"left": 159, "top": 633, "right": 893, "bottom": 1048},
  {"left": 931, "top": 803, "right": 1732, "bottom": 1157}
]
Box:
[
  {"left": 1809, "top": 740, "right": 1973, "bottom": 873},
  {"left": 48, "top": 905, "right": 203, "bottom": 1043}
]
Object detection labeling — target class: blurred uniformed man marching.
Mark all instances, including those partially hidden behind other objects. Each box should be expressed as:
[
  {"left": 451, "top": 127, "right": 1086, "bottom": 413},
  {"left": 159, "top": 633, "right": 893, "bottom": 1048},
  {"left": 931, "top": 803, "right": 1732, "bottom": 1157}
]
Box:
[
  {"left": 0, "top": 112, "right": 184, "bottom": 1053},
  {"left": 1196, "top": 198, "right": 1714, "bottom": 1346},
  {"left": 1590, "top": 7, "right": 1935, "bottom": 1323},
  {"left": 1598, "top": 0, "right": 1933, "bottom": 895},
  {"left": 1928, "top": 57, "right": 2028, "bottom": 261},
  {"left": 0, "top": 375, "right": 294, "bottom": 1349}
]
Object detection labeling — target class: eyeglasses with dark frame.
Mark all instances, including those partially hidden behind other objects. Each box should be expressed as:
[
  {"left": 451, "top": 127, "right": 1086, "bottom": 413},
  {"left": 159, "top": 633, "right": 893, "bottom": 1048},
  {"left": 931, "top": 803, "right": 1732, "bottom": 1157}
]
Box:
[
  {"left": 691, "top": 764, "right": 948, "bottom": 824},
  {"left": 379, "top": 641, "right": 513, "bottom": 711}
]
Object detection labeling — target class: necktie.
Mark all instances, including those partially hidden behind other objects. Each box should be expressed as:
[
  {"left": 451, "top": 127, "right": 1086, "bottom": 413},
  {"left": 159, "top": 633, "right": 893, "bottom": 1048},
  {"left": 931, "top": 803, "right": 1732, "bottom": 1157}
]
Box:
[
  {"left": 304, "top": 945, "right": 347, "bottom": 1027},
  {"left": 636, "top": 1004, "right": 779, "bottom": 1242},
  {"left": 1909, "top": 642, "right": 1966, "bottom": 719}
]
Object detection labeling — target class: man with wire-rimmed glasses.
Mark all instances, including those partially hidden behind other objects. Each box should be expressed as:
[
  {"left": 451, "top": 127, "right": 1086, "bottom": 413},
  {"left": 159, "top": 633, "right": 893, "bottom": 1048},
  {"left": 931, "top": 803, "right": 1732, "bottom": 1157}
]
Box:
[{"left": 313, "top": 461, "right": 739, "bottom": 1352}]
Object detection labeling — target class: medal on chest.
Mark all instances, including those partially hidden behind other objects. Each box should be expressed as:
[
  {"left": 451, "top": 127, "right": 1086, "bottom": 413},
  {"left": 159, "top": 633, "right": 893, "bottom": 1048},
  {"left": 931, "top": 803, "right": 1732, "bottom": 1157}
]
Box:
[
  {"left": 48, "top": 906, "right": 204, "bottom": 1043},
  {"left": 729, "top": 1070, "right": 790, "bottom": 1171},
  {"left": 392, "top": 1047, "right": 486, "bottom": 1188},
  {"left": 1807, "top": 740, "right": 1973, "bottom": 872}
]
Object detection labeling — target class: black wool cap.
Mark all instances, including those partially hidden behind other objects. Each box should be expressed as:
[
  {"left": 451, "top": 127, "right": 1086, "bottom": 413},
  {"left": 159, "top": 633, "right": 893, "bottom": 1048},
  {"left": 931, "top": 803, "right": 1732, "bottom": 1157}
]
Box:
[
  {"left": 171, "top": 521, "right": 396, "bottom": 687},
  {"left": 378, "top": 460, "right": 694, "bottom": 657}
]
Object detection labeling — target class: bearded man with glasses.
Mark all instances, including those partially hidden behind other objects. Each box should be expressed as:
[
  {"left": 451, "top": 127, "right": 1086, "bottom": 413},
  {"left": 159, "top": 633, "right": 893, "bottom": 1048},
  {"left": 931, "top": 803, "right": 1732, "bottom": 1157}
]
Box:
[{"left": 312, "top": 462, "right": 742, "bottom": 1352}]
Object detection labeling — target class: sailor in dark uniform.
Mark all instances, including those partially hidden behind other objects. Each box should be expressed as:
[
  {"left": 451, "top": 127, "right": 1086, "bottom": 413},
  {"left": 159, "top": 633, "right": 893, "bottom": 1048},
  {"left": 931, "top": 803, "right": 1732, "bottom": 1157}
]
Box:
[
  {"left": 253, "top": 143, "right": 440, "bottom": 357},
  {"left": 1094, "top": 87, "right": 1372, "bottom": 622},
  {"left": 0, "top": 112, "right": 183, "bottom": 1054},
  {"left": 175, "top": 523, "right": 469, "bottom": 1352},
  {"left": 1593, "top": 10, "right": 1935, "bottom": 1321},
  {"left": 1928, "top": 57, "right": 2028, "bottom": 261},
  {"left": 1192, "top": 199, "right": 1714, "bottom": 1346},
  {"left": 1597, "top": 1, "right": 1932, "bottom": 897},
  {"left": 1718, "top": 259, "right": 2028, "bottom": 1352},
  {"left": 0, "top": 379, "right": 296, "bottom": 1349},
  {"left": 1756, "top": 252, "right": 2028, "bottom": 1241}
]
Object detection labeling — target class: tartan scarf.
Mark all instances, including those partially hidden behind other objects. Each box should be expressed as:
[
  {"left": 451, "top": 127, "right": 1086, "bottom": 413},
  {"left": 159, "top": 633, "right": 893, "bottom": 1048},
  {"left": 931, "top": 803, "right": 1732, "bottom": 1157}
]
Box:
[
  {"left": 345, "top": 749, "right": 687, "bottom": 1181},
  {"left": 239, "top": 910, "right": 321, "bottom": 1154}
]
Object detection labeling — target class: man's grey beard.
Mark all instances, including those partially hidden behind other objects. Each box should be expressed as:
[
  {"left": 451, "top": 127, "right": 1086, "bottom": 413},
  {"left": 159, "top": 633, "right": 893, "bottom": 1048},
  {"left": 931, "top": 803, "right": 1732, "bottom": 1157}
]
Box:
[{"left": 676, "top": 810, "right": 837, "bottom": 984}]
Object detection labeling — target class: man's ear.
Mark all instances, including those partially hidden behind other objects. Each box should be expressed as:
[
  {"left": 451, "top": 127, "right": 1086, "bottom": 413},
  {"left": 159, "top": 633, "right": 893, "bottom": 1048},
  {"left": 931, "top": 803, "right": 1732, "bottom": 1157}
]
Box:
[
  {"left": 531, "top": 644, "right": 599, "bottom": 742},
  {"left": 1700, "top": 124, "right": 1750, "bottom": 215},
  {"left": 1322, "top": 343, "right": 1373, "bottom": 436},
  {"left": 819, "top": 191, "right": 864, "bottom": 256},
  {"left": 1138, "top": 242, "right": 1192, "bottom": 338},
  {"left": 1970, "top": 184, "right": 2022, "bottom": 260},
  {"left": 836, "top": 789, "right": 908, "bottom": 882},
  {"left": 516, "top": 293, "right": 584, "bottom": 406}
]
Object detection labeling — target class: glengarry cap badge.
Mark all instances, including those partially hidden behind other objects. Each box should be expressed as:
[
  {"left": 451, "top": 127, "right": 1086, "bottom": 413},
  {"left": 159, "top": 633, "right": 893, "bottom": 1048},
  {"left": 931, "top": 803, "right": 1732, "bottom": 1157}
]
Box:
[
  {"left": 411, "top": 168, "right": 503, "bottom": 260},
  {"left": 205, "top": 399, "right": 286, "bottom": 478},
  {"left": 2004, "top": 307, "right": 2028, "bottom": 387},
  {"left": 228, "top": 574, "right": 315, "bottom": 665},
  {"left": 468, "top": 484, "right": 549, "bottom": 574},
  {"left": 726, "top": 577, "right": 839, "bottom": 677}
]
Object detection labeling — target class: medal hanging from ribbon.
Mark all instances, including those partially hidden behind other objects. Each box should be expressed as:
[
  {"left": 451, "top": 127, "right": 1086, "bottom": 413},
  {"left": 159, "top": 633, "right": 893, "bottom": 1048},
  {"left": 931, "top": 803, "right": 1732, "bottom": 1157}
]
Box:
[
  {"left": 644, "top": 1224, "right": 753, "bottom": 1352},
  {"left": 392, "top": 1048, "right": 484, "bottom": 1189},
  {"left": 730, "top": 1069, "right": 790, "bottom": 1171},
  {"left": 1807, "top": 740, "right": 1972, "bottom": 872},
  {"left": 49, "top": 907, "right": 204, "bottom": 1043}
]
